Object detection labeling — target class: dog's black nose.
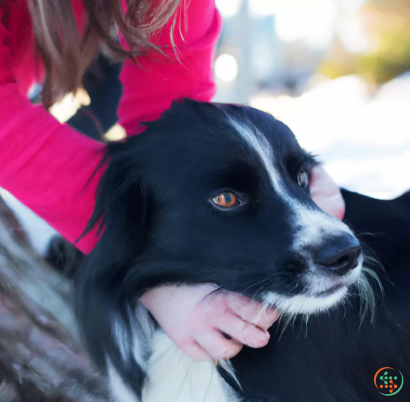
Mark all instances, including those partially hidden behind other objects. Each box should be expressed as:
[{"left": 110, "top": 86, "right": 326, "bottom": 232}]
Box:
[{"left": 316, "top": 235, "right": 361, "bottom": 276}]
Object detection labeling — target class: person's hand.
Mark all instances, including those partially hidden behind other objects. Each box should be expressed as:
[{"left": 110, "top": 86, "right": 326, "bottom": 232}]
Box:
[
  {"left": 141, "top": 284, "right": 279, "bottom": 361},
  {"left": 310, "top": 165, "right": 345, "bottom": 220}
]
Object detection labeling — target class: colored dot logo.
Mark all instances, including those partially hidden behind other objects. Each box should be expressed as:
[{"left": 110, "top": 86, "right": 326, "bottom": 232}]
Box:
[{"left": 374, "top": 367, "right": 404, "bottom": 396}]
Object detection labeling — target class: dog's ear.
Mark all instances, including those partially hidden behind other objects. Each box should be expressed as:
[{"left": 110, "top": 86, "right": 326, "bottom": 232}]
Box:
[
  {"left": 75, "top": 141, "right": 154, "bottom": 399},
  {"left": 82, "top": 141, "right": 148, "bottom": 269}
]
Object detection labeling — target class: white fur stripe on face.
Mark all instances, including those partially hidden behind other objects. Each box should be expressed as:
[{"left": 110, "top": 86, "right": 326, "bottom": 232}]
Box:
[
  {"left": 228, "top": 116, "right": 353, "bottom": 251},
  {"left": 228, "top": 117, "right": 284, "bottom": 194}
]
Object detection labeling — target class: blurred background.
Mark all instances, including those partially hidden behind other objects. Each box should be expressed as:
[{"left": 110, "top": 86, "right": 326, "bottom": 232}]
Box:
[
  {"left": 213, "top": 0, "right": 410, "bottom": 201},
  {"left": 2, "top": 0, "right": 410, "bottom": 255}
]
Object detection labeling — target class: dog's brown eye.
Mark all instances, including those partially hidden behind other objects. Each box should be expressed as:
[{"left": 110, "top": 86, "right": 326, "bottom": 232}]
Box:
[
  {"left": 297, "top": 167, "right": 309, "bottom": 189},
  {"left": 212, "top": 192, "right": 239, "bottom": 208}
]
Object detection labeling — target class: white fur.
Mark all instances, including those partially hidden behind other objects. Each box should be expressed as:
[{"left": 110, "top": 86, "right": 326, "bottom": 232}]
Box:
[
  {"left": 112, "top": 304, "right": 153, "bottom": 372},
  {"left": 132, "top": 331, "right": 147, "bottom": 372},
  {"left": 113, "top": 317, "right": 132, "bottom": 363},
  {"left": 291, "top": 207, "right": 352, "bottom": 252},
  {"left": 132, "top": 303, "right": 155, "bottom": 373},
  {"left": 229, "top": 118, "right": 283, "bottom": 192},
  {"left": 263, "top": 256, "right": 363, "bottom": 315},
  {"left": 264, "top": 287, "right": 348, "bottom": 315},
  {"left": 107, "top": 358, "right": 140, "bottom": 402},
  {"left": 304, "top": 256, "right": 363, "bottom": 295},
  {"left": 142, "top": 331, "right": 236, "bottom": 402}
]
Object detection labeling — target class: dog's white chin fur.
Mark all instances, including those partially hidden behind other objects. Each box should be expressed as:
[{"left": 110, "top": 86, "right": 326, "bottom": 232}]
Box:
[
  {"left": 263, "top": 286, "right": 348, "bottom": 315},
  {"left": 141, "top": 331, "right": 238, "bottom": 402},
  {"left": 108, "top": 330, "right": 238, "bottom": 402},
  {"left": 263, "top": 265, "right": 362, "bottom": 316}
]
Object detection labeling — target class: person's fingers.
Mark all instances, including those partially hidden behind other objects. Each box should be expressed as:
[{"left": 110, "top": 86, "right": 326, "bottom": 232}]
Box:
[
  {"left": 215, "top": 311, "right": 270, "bottom": 348},
  {"left": 226, "top": 293, "right": 280, "bottom": 330},
  {"left": 179, "top": 340, "right": 214, "bottom": 361},
  {"left": 310, "top": 165, "right": 345, "bottom": 220},
  {"left": 196, "top": 329, "right": 243, "bottom": 360}
]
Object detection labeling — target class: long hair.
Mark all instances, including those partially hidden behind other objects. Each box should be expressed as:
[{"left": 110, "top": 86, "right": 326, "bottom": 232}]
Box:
[{"left": 27, "top": 0, "right": 182, "bottom": 108}]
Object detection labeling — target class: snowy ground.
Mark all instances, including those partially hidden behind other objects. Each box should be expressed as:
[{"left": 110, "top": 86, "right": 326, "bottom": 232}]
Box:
[
  {"left": 2, "top": 73, "right": 410, "bottom": 255},
  {"left": 251, "top": 73, "right": 410, "bottom": 200}
]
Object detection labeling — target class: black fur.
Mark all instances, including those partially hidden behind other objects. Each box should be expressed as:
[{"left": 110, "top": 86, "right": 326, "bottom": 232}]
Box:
[
  {"left": 226, "top": 189, "right": 410, "bottom": 402},
  {"left": 76, "top": 99, "right": 410, "bottom": 402}
]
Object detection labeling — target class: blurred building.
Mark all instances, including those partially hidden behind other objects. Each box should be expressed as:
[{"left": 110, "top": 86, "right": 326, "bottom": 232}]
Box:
[{"left": 214, "top": 0, "right": 344, "bottom": 103}]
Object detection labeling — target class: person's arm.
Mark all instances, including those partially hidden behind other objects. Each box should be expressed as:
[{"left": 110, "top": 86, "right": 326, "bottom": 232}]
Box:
[
  {"left": 118, "top": 0, "right": 222, "bottom": 134},
  {"left": 0, "top": 12, "right": 103, "bottom": 254}
]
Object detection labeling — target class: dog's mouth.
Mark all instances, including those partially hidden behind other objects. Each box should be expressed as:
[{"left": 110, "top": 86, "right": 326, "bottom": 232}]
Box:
[
  {"left": 314, "top": 284, "right": 346, "bottom": 298},
  {"left": 263, "top": 263, "right": 363, "bottom": 315},
  {"left": 305, "top": 256, "right": 363, "bottom": 297}
]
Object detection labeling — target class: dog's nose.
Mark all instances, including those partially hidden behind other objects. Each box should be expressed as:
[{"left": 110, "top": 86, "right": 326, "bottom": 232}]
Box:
[{"left": 315, "top": 235, "right": 361, "bottom": 276}]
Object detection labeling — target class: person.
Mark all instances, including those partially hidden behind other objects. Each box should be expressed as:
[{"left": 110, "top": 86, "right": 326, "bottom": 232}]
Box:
[{"left": 0, "top": 0, "right": 344, "bottom": 362}]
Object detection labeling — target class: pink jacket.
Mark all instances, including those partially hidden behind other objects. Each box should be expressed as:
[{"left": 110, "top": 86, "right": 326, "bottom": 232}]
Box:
[{"left": 0, "top": 0, "right": 221, "bottom": 253}]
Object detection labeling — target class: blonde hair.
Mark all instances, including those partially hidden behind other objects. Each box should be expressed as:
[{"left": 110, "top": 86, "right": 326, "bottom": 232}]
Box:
[{"left": 28, "top": 0, "right": 182, "bottom": 108}]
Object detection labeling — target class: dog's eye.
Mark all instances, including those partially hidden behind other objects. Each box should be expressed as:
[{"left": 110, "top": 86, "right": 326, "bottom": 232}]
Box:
[
  {"left": 297, "top": 166, "right": 310, "bottom": 189},
  {"left": 211, "top": 192, "right": 242, "bottom": 209}
]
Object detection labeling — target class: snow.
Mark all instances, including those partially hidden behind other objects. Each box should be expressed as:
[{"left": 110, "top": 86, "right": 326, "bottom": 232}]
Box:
[{"left": 251, "top": 74, "right": 410, "bottom": 200}]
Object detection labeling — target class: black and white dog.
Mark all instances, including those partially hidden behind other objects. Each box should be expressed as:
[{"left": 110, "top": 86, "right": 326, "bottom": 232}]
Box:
[{"left": 75, "top": 99, "right": 410, "bottom": 402}]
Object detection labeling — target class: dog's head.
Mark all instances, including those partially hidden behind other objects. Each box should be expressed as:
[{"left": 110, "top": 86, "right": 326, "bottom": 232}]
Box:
[{"left": 80, "top": 100, "right": 362, "bottom": 318}]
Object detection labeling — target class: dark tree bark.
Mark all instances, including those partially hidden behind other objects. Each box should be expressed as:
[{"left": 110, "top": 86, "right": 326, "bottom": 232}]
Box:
[{"left": 0, "top": 197, "right": 110, "bottom": 402}]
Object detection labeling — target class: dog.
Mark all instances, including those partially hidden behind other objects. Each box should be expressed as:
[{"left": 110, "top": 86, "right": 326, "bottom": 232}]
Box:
[{"left": 75, "top": 99, "right": 410, "bottom": 402}]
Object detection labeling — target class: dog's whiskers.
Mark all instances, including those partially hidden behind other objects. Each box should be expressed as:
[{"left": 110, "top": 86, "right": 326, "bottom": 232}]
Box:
[
  {"left": 241, "top": 278, "right": 271, "bottom": 298},
  {"left": 304, "top": 314, "right": 310, "bottom": 338},
  {"left": 352, "top": 266, "right": 384, "bottom": 325}
]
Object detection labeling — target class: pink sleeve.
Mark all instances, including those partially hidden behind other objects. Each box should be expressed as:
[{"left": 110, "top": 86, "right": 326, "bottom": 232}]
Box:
[
  {"left": 0, "top": 16, "right": 103, "bottom": 254},
  {"left": 0, "top": 0, "right": 221, "bottom": 254},
  {"left": 118, "top": 0, "right": 222, "bottom": 134}
]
